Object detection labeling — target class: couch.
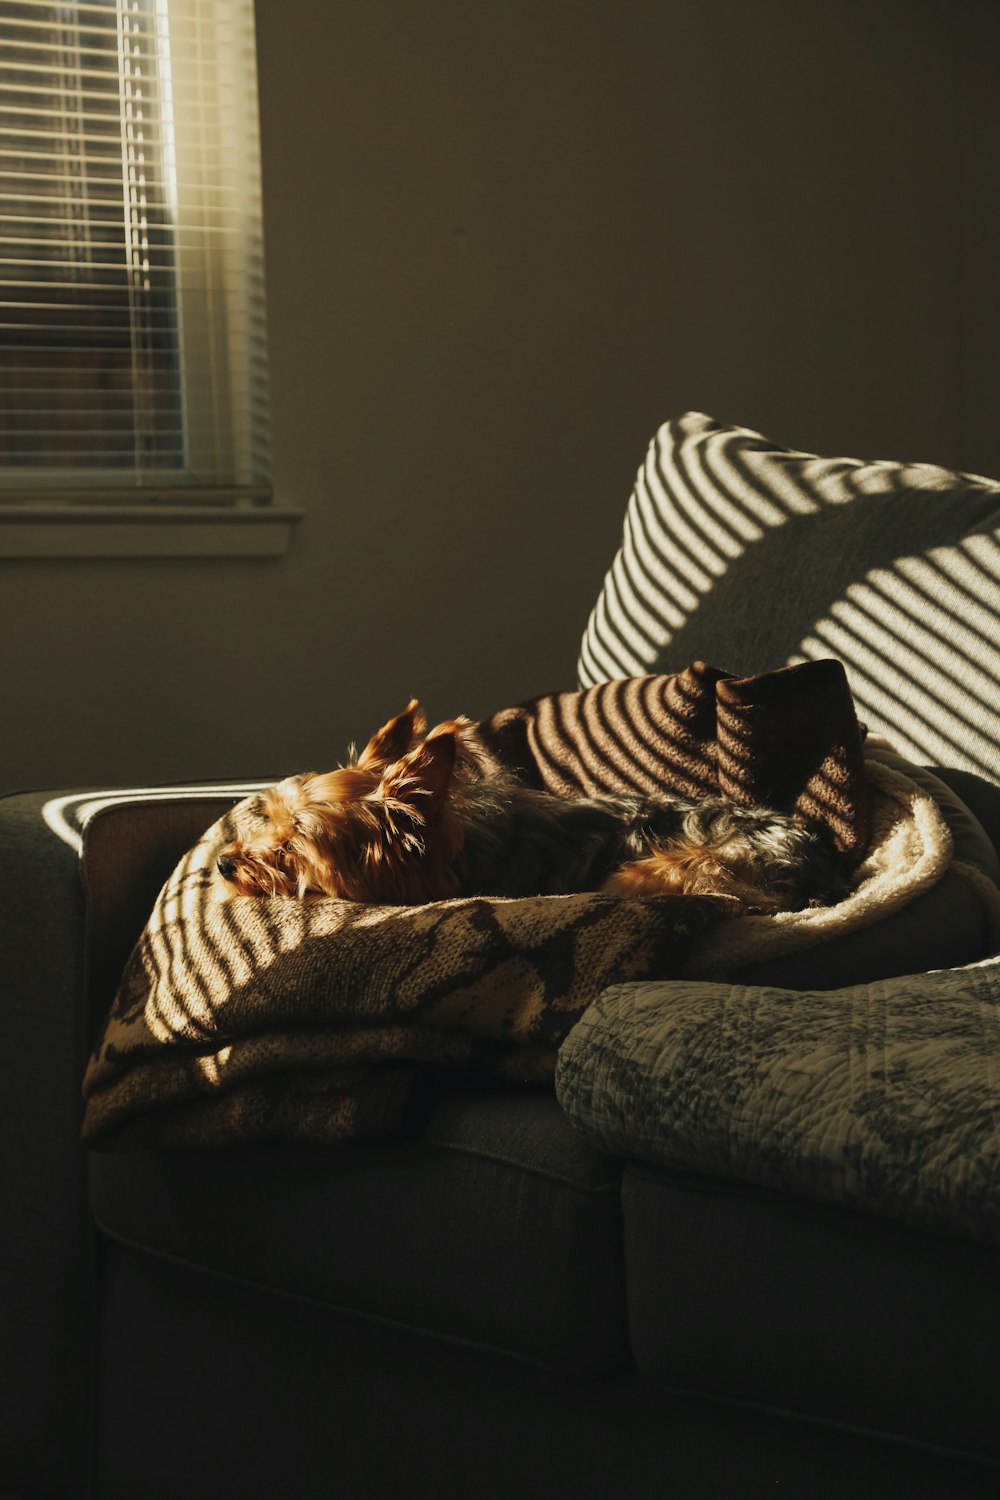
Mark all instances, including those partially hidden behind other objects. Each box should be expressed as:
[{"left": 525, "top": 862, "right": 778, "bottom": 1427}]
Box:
[{"left": 4, "top": 414, "right": 1000, "bottom": 1500}]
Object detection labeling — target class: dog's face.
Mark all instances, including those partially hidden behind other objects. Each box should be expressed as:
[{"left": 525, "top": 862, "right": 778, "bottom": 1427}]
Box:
[{"left": 216, "top": 701, "right": 466, "bottom": 902}]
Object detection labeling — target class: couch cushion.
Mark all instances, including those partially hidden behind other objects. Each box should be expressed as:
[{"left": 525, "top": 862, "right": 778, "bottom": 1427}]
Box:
[
  {"left": 578, "top": 412, "right": 1000, "bottom": 792},
  {"left": 622, "top": 1164, "right": 1000, "bottom": 1465},
  {"left": 89, "top": 1085, "right": 629, "bottom": 1376}
]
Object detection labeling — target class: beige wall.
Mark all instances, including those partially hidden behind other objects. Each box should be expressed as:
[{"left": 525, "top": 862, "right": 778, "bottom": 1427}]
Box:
[{"left": 1, "top": 0, "right": 997, "bottom": 793}]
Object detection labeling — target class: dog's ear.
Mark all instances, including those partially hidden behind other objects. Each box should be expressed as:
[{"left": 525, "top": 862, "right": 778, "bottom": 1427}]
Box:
[
  {"left": 357, "top": 698, "right": 427, "bottom": 769},
  {"left": 378, "top": 726, "right": 456, "bottom": 819}
]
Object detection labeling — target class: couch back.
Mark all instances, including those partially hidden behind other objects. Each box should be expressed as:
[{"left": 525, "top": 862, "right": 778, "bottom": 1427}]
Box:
[{"left": 579, "top": 413, "right": 1000, "bottom": 847}]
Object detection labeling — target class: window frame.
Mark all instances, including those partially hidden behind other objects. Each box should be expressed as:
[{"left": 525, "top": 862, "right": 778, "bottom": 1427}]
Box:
[{"left": 0, "top": 0, "right": 299, "bottom": 558}]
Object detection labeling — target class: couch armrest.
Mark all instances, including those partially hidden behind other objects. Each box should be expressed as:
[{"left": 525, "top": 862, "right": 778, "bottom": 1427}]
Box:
[
  {"left": 73, "top": 790, "right": 253, "bottom": 1043},
  {"left": 0, "top": 782, "right": 256, "bottom": 1499}
]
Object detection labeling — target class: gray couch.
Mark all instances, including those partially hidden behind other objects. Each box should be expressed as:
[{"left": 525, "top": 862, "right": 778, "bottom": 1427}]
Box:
[{"left": 4, "top": 414, "right": 1000, "bottom": 1500}]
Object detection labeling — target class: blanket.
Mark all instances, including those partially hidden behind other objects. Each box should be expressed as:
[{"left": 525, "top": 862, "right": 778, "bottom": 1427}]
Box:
[
  {"left": 83, "top": 660, "right": 912, "bottom": 1151},
  {"left": 82, "top": 885, "right": 723, "bottom": 1148},
  {"left": 476, "top": 657, "right": 870, "bottom": 861},
  {"left": 556, "top": 870, "right": 1000, "bottom": 1246}
]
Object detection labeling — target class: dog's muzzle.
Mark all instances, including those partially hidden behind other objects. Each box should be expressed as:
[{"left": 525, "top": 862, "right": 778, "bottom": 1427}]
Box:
[{"left": 217, "top": 855, "right": 237, "bottom": 879}]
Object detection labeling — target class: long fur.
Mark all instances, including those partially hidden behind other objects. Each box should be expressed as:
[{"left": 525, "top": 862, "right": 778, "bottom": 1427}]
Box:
[{"left": 216, "top": 700, "right": 847, "bottom": 912}]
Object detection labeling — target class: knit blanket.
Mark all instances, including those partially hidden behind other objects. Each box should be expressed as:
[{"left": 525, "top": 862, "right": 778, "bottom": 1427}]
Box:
[
  {"left": 476, "top": 657, "right": 870, "bottom": 861},
  {"left": 84, "top": 660, "right": 948, "bottom": 1151}
]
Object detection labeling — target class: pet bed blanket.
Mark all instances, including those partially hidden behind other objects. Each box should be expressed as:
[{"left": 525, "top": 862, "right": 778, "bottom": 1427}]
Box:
[{"left": 81, "top": 661, "right": 990, "bottom": 1150}]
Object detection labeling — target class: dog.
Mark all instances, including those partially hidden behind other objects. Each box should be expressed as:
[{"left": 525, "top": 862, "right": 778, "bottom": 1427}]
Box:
[{"left": 216, "top": 700, "right": 847, "bottom": 913}]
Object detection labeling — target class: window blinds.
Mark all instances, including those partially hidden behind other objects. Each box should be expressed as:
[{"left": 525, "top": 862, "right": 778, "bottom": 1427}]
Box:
[{"left": 0, "top": 0, "right": 271, "bottom": 504}]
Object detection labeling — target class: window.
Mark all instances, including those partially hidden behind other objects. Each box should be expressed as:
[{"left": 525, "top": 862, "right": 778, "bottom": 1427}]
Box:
[{"left": 0, "top": 0, "right": 297, "bottom": 556}]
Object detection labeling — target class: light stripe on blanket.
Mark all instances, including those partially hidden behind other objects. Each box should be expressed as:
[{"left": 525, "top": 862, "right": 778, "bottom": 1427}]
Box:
[{"left": 476, "top": 659, "right": 870, "bottom": 862}]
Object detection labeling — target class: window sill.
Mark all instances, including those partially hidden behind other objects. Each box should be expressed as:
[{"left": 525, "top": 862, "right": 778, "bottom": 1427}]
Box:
[{"left": 0, "top": 505, "right": 304, "bottom": 559}]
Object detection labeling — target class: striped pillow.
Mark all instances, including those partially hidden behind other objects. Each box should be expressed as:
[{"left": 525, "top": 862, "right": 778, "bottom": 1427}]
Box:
[{"left": 578, "top": 413, "right": 1000, "bottom": 788}]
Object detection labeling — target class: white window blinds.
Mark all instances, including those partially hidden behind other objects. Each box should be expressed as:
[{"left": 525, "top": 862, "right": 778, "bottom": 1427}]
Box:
[{"left": 0, "top": 0, "right": 271, "bottom": 505}]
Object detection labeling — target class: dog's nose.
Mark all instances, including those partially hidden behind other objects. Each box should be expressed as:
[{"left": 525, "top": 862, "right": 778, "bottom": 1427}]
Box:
[{"left": 217, "top": 855, "right": 237, "bottom": 879}]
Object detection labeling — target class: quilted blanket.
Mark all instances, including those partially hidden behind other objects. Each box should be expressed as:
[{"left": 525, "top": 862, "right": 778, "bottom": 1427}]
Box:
[
  {"left": 556, "top": 918, "right": 1000, "bottom": 1245},
  {"left": 81, "top": 660, "right": 954, "bottom": 1152}
]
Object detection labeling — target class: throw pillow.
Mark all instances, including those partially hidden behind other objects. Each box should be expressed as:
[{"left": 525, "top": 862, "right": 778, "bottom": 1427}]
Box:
[{"left": 578, "top": 412, "right": 1000, "bottom": 789}]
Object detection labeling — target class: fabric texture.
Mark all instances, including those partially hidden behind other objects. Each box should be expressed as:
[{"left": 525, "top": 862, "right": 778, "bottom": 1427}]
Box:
[
  {"left": 82, "top": 672, "right": 991, "bottom": 1151},
  {"left": 555, "top": 879, "right": 1000, "bottom": 1245},
  {"left": 82, "top": 879, "right": 720, "bottom": 1149},
  {"left": 578, "top": 411, "right": 1000, "bottom": 788},
  {"left": 724, "top": 741, "right": 999, "bottom": 992},
  {"left": 477, "top": 657, "right": 869, "bottom": 861},
  {"left": 558, "top": 413, "right": 1000, "bottom": 1247},
  {"left": 84, "top": 660, "right": 875, "bottom": 1150},
  {"left": 677, "top": 757, "right": 962, "bottom": 981}
]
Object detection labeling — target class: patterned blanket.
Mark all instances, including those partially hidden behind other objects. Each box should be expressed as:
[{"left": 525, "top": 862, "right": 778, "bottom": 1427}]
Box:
[
  {"left": 84, "top": 660, "right": 920, "bottom": 1151},
  {"left": 82, "top": 885, "right": 723, "bottom": 1148},
  {"left": 556, "top": 913, "right": 1000, "bottom": 1246}
]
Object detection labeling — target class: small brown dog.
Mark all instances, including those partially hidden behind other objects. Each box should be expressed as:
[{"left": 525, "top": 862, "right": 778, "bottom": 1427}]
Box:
[{"left": 216, "top": 701, "right": 845, "bottom": 912}]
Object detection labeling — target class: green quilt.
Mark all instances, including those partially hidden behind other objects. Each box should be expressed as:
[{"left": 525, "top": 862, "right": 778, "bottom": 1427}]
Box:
[{"left": 557, "top": 897, "right": 1000, "bottom": 1246}]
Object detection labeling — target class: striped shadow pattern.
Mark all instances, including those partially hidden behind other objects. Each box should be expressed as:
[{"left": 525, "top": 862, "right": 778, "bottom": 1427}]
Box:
[
  {"left": 476, "top": 658, "right": 870, "bottom": 862},
  {"left": 578, "top": 413, "right": 1000, "bottom": 788}
]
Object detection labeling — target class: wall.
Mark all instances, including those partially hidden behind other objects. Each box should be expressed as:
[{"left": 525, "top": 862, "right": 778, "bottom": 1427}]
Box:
[{"left": 1, "top": 0, "right": 997, "bottom": 793}]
